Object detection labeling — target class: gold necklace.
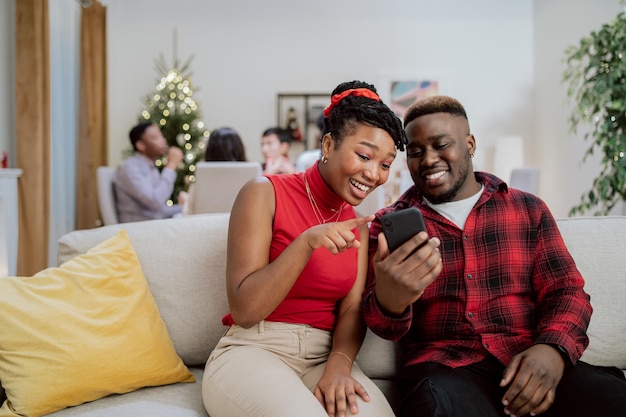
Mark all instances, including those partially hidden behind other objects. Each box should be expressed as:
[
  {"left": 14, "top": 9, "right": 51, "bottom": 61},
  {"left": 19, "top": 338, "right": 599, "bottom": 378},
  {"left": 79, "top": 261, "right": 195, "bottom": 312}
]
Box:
[{"left": 303, "top": 174, "right": 343, "bottom": 224}]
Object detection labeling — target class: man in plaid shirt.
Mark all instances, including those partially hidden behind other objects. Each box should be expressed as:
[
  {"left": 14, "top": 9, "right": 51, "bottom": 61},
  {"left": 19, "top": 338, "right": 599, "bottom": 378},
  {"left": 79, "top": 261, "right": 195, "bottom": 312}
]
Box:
[{"left": 363, "top": 96, "right": 626, "bottom": 417}]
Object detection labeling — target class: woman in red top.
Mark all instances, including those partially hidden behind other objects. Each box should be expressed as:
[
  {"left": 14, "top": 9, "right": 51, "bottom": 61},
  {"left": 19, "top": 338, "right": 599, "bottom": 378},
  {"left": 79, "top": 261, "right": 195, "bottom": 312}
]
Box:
[{"left": 202, "top": 80, "right": 407, "bottom": 417}]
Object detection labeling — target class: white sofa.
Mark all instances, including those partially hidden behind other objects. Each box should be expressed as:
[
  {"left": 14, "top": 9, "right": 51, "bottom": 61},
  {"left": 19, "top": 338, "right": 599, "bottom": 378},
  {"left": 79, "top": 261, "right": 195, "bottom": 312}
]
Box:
[{"left": 17, "top": 214, "right": 626, "bottom": 416}]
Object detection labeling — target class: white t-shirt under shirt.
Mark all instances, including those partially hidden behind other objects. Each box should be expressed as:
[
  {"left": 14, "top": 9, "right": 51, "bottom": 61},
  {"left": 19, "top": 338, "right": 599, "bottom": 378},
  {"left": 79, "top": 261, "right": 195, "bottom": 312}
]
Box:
[{"left": 424, "top": 185, "right": 484, "bottom": 230}]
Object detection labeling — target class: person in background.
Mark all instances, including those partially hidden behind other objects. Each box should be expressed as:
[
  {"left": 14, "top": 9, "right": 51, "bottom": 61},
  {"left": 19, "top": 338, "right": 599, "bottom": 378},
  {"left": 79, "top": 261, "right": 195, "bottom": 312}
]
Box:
[
  {"left": 261, "top": 126, "right": 296, "bottom": 174},
  {"left": 114, "top": 122, "right": 187, "bottom": 223},
  {"left": 295, "top": 113, "right": 324, "bottom": 172},
  {"left": 205, "top": 127, "right": 248, "bottom": 162},
  {"left": 202, "top": 80, "right": 407, "bottom": 417},
  {"left": 363, "top": 95, "right": 626, "bottom": 417}
]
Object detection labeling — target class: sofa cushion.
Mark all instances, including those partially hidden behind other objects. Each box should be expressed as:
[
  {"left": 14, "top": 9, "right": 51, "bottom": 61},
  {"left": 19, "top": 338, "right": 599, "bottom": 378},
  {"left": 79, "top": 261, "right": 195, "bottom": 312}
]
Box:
[
  {"left": 556, "top": 216, "right": 626, "bottom": 368},
  {"left": 0, "top": 230, "right": 194, "bottom": 417},
  {"left": 57, "top": 213, "right": 232, "bottom": 367},
  {"left": 45, "top": 367, "right": 207, "bottom": 417},
  {"left": 357, "top": 329, "right": 399, "bottom": 380}
]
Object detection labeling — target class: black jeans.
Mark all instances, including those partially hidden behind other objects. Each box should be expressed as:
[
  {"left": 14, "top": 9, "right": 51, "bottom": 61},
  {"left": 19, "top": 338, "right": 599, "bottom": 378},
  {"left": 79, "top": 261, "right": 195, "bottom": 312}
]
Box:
[{"left": 398, "top": 356, "right": 626, "bottom": 417}]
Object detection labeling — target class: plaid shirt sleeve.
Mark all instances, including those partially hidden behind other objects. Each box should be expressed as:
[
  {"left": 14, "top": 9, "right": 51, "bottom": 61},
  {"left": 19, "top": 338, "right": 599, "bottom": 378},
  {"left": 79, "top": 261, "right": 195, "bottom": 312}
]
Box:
[{"left": 529, "top": 201, "right": 591, "bottom": 363}]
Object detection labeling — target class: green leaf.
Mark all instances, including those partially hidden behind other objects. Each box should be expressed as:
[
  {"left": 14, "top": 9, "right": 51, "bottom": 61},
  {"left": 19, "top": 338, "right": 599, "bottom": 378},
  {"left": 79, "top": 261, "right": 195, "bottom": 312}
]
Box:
[{"left": 562, "top": 6, "right": 626, "bottom": 215}]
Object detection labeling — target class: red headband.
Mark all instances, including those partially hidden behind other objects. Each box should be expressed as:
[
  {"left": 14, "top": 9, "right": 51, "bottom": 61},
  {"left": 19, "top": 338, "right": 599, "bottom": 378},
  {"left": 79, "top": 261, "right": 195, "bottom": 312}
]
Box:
[{"left": 323, "top": 88, "right": 381, "bottom": 117}]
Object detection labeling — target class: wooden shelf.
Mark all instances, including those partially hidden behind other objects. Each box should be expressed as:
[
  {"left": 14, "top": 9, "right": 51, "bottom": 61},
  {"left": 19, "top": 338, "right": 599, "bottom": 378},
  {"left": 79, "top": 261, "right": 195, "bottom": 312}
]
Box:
[{"left": 277, "top": 93, "right": 330, "bottom": 150}]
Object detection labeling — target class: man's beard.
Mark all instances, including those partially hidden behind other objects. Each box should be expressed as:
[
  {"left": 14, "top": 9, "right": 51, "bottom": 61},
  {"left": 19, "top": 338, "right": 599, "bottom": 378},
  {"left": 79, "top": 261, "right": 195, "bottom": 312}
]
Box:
[{"left": 422, "top": 154, "right": 472, "bottom": 204}]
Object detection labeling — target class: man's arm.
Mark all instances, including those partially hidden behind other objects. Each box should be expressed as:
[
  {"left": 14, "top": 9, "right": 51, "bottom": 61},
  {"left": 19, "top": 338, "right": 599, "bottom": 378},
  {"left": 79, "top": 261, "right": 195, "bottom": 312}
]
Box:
[
  {"left": 531, "top": 204, "right": 592, "bottom": 362},
  {"left": 362, "top": 214, "right": 441, "bottom": 340}
]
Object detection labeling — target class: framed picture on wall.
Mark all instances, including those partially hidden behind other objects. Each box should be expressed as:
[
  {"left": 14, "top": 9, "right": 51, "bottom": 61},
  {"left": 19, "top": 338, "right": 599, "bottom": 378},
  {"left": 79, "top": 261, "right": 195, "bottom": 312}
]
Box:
[
  {"left": 377, "top": 74, "right": 449, "bottom": 120},
  {"left": 375, "top": 73, "right": 449, "bottom": 208}
]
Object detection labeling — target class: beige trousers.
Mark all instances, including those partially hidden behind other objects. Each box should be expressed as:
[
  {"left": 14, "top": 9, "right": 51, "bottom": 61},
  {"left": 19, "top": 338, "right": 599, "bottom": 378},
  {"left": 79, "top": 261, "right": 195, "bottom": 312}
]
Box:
[{"left": 202, "top": 321, "right": 395, "bottom": 417}]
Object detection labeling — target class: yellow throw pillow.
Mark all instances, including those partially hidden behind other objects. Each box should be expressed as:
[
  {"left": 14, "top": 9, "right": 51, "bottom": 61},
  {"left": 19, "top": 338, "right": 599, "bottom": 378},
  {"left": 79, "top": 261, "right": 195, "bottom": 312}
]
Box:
[{"left": 0, "top": 230, "right": 194, "bottom": 417}]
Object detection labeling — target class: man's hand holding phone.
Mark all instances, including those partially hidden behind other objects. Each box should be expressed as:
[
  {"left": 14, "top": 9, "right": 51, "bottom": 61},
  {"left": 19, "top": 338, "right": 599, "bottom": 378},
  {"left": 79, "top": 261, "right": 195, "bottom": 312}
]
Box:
[{"left": 373, "top": 208, "right": 442, "bottom": 315}]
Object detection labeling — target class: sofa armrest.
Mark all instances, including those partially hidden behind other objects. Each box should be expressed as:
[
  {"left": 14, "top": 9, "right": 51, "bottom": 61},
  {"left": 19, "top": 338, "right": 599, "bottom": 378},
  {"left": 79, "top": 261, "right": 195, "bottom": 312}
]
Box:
[{"left": 556, "top": 216, "right": 626, "bottom": 369}]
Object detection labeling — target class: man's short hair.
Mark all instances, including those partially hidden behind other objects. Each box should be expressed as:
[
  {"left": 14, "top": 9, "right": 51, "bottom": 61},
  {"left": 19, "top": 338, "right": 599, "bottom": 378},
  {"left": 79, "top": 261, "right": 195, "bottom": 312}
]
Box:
[
  {"left": 403, "top": 96, "right": 468, "bottom": 128},
  {"left": 129, "top": 122, "right": 154, "bottom": 151},
  {"left": 262, "top": 127, "right": 292, "bottom": 145}
]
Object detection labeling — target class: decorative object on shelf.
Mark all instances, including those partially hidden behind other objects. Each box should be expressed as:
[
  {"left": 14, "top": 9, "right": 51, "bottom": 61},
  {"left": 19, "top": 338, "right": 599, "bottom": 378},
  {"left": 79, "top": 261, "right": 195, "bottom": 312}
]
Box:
[
  {"left": 285, "top": 107, "right": 303, "bottom": 142},
  {"left": 1, "top": 152, "right": 7, "bottom": 169},
  {"left": 135, "top": 29, "right": 210, "bottom": 201},
  {"left": 563, "top": 2, "right": 626, "bottom": 215}
]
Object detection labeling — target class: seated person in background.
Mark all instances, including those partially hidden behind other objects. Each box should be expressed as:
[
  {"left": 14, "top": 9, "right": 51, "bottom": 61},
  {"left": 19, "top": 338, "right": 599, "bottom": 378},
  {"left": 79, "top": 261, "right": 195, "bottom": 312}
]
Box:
[
  {"left": 261, "top": 127, "right": 296, "bottom": 174},
  {"left": 364, "top": 95, "right": 626, "bottom": 417},
  {"left": 184, "top": 127, "right": 251, "bottom": 215},
  {"left": 295, "top": 113, "right": 324, "bottom": 172},
  {"left": 114, "top": 122, "right": 187, "bottom": 223},
  {"left": 205, "top": 127, "right": 248, "bottom": 161}
]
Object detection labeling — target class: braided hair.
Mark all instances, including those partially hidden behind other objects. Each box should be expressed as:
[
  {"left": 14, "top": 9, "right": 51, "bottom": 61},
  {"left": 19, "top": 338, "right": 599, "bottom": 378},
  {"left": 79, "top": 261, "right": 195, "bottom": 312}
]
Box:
[{"left": 322, "top": 80, "right": 407, "bottom": 151}]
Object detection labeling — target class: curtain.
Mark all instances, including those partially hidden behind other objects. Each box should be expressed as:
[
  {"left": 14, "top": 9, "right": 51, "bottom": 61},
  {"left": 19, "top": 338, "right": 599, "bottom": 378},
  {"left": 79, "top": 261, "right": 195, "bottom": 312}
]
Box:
[
  {"left": 48, "top": 0, "right": 81, "bottom": 266},
  {"left": 76, "top": 0, "right": 107, "bottom": 230},
  {"left": 15, "top": 0, "right": 50, "bottom": 276}
]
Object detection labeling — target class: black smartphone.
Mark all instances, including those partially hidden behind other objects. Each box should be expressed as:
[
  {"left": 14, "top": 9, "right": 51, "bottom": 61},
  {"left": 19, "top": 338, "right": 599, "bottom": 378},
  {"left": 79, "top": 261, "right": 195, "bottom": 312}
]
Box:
[{"left": 381, "top": 208, "right": 427, "bottom": 252}]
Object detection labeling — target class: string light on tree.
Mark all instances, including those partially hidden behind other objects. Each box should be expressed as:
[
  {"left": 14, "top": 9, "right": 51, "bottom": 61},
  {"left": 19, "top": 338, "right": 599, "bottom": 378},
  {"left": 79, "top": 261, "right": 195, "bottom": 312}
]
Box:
[{"left": 137, "top": 35, "right": 210, "bottom": 201}]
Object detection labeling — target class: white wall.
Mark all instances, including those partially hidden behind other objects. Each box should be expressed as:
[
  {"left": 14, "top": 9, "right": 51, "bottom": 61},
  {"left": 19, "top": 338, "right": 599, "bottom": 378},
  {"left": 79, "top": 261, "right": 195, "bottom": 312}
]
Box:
[
  {"left": 0, "top": 0, "right": 15, "bottom": 167},
  {"left": 533, "top": 0, "right": 624, "bottom": 217},
  {"left": 2, "top": 0, "right": 622, "bottom": 219},
  {"left": 104, "top": 0, "right": 534, "bottom": 180}
]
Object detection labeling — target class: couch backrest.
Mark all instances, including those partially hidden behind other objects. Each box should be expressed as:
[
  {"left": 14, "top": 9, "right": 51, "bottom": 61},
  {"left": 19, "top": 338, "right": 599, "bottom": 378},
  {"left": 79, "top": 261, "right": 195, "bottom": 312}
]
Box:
[
  {"left": 58, "top": 213, "right": 231, "bottom": 367},
  {"left": 57, "top": 214, "right": 626, "bottom": 372}
]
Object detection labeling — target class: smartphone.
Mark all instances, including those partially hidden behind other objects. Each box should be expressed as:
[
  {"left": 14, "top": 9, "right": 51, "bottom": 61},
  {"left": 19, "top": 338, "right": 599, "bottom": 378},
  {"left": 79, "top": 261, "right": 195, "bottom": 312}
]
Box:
[{"left": 381, "top": 208, "right": 427, "bottom": 252}]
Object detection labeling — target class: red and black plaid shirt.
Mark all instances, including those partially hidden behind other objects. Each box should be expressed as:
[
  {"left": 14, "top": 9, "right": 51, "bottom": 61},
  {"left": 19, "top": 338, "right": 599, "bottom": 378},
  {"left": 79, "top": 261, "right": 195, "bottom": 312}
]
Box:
[{"left": 363, "top": 172, "right": 591, "bottom": 368}]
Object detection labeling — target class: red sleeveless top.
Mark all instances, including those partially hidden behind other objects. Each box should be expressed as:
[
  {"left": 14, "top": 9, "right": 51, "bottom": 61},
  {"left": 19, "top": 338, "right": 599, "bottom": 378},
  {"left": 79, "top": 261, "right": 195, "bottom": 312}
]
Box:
[{"left": 222, "top": 163, "right": 358, "bottom": 331}]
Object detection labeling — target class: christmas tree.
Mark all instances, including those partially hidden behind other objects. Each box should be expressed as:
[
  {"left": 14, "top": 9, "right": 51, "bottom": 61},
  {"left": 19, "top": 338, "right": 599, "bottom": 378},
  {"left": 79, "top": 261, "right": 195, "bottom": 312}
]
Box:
[{"left": 137, "top": 52, "right": 210, "bottom": 201}]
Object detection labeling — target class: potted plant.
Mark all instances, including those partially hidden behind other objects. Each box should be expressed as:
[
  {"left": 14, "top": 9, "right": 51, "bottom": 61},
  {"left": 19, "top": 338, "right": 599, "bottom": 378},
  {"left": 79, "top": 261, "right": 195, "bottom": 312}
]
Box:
[{"left": 562, "top": 3, "right": 626, "bottom": 215}]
